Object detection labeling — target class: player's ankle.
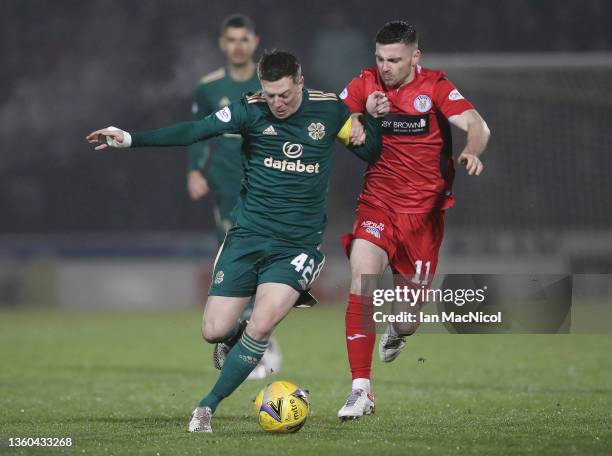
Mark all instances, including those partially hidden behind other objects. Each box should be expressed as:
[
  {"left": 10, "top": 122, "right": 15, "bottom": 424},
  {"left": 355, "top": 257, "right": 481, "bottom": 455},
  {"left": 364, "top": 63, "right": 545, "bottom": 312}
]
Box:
[{"left": 352, "top": 378, "right": 371, "bottom": 393}]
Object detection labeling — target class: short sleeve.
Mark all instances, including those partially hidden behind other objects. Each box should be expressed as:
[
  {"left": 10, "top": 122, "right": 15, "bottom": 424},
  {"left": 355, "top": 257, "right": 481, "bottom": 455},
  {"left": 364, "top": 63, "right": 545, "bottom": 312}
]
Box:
[
  {"left": 340, "top": 74, "right": 366, "bottom": 113},
  {"left": 432, "top": 77, "right": 474, "bottom": 119}
]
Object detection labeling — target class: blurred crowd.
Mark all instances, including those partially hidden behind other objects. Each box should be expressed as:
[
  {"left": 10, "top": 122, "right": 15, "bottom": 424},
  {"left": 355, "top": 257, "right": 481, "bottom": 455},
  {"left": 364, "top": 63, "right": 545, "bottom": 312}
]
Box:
[{"left": 1, "top": 0, "right": 611, "bottom": 233}]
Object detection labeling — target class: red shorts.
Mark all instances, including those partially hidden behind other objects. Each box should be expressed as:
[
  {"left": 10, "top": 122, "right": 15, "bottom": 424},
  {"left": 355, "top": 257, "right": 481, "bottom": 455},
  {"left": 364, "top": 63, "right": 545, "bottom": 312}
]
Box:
[{"left": 341, "top": 202, "right": 445, "bottom": 285}]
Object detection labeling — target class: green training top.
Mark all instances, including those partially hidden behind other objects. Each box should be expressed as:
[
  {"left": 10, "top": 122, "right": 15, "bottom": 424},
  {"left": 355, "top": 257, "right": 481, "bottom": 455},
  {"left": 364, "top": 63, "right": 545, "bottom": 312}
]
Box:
[
  {"left": 188, "top": 67, "right": 260, "bottom": 199},
  {"left": 131, "top": 88, "right": 381, "bottom": 245}
]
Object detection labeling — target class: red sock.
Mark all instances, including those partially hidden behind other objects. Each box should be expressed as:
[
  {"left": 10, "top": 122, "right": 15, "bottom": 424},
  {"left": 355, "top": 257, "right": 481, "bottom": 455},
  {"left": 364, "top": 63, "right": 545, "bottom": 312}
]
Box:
[{"left": 345, "top": 293, "right": 376, "bottom": 380}]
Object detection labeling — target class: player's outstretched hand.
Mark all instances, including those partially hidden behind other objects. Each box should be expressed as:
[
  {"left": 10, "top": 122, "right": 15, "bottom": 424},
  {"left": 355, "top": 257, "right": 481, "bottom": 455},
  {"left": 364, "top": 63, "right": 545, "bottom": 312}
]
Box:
[
  {"left": 366, "top": 91, "right": 390, "bottom": 118},
  {"left": 187, "top": 170, "right": 210, "bottom": 200},
  {"left": 349, "top": 113, "right": 366, "bottom": 146},
  {"left": 458, "top": 152, "right": 484, "bottom": 176},
  {"left": 86, "top": 126, "right": 131, "bottom": 150}
]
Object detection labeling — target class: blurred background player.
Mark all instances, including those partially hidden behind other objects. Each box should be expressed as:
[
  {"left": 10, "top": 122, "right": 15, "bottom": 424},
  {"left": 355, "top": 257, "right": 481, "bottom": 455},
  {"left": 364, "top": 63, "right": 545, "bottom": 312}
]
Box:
[
  {"left": 337, "top": 21, "right": 491, "bottom": 419},
  {"left": 186, "top": 14, "right": 280, "bottom": 379}
]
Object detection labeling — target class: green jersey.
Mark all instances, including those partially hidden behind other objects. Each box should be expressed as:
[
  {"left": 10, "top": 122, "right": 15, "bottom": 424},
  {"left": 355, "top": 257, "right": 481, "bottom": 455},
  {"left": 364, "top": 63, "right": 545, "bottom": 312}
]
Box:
[
  {"left": 131, "top": 88, "right": 381, "bottom": 245},
  {"left": 188, "top": 67, "right": 260, "bottom": 198}
]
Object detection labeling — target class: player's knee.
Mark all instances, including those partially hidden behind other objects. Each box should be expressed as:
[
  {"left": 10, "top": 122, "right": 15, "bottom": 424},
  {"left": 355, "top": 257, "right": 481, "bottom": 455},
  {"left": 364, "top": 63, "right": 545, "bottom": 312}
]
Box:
[
  {"left": 349, "top": 263, "right": 369, "bottom": 294},
  {"left": 349, "top": 277, "right": 363, "bottom": 295},
  {"left": 349, "top": 265, "right": 383, "bottom": 295},
  {"left": 245, "top": 319, "right": 274, "bottom": 341},
  {"left": 348, "top": 256, "right": 386, "bottom": 296},
  {"left": 201, "top": 320, "right": 225, "bottom": 344}
]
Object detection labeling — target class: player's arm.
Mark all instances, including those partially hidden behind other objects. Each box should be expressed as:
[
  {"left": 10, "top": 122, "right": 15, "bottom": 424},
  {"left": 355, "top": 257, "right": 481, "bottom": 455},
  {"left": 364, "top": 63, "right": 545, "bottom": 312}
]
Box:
[
  {"left": 187, "top": 86, "right": 214, "bottom": 200},
  {"left": 336, "top": 92, "right": 388, "bottom": 163},
  {"left": 187, "top": 168, "right": 209, "bottom": 200},
  {"left": 339, "top": 73, "right": 384, "bottom": 147},
  {"left": 449, "top": 109, "right": 491, "bottom": 176},
  {"left": 348, "top": 113, "right": 366, "bottom": 146},
  {"left": 345, "top": 91, "right": 389, "bottom": 147},
  {"left": 86, "top": 102, "right": 247, "bottom": 150},
  {"left": 434, "top": 77, "right": 491, "bottom": 176}
]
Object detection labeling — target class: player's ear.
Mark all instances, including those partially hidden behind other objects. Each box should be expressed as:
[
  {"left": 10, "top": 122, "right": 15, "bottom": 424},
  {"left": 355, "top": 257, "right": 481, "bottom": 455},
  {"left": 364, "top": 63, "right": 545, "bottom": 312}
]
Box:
[
  {"left": 297, "top": 75, "right": 304, "bottom": 90},
  {"left": 412, "top": 48, "right": 421, "bottom": 66},
  {"left": 251, "top": 34, "right": 260, "bottom": 51}
]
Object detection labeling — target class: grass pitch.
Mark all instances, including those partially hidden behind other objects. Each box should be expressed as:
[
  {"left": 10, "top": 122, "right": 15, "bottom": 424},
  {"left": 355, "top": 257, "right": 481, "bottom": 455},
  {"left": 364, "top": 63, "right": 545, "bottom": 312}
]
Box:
[{"left": 1, "top": 306, "right": 611, "bottom": 455}]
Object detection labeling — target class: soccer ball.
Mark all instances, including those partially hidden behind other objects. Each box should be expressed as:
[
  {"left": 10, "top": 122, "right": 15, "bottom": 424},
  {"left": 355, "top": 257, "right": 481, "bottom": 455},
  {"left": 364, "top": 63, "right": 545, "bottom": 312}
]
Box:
[{"left": 255, "top": 381, "right": 310, "bottom": 433}]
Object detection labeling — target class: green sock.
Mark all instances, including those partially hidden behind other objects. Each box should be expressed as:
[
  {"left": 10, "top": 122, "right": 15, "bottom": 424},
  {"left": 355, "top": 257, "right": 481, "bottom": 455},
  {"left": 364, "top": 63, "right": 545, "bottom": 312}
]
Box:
[{"left": 199, "top": 331, "right": 269, "bottom": 412}]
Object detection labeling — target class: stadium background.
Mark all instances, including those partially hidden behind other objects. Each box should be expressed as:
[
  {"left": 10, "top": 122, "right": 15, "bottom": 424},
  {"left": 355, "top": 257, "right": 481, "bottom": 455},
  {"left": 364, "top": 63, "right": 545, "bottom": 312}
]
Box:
[{"left": 1, "top": 0, "right": 610, "bottom": 309}]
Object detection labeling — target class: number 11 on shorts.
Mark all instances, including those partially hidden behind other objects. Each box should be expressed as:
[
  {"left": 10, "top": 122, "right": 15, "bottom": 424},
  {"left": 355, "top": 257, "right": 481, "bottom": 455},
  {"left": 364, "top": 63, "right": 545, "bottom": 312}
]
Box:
[{"left": 412, "top": 260, "right": 431, "bottom": 285}]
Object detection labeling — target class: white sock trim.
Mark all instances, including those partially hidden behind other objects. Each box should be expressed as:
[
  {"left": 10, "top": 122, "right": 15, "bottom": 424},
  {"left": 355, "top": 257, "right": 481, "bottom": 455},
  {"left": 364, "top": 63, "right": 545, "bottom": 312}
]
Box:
[{"left": 352, "top": 378, "right": 371, "bottom": 393}]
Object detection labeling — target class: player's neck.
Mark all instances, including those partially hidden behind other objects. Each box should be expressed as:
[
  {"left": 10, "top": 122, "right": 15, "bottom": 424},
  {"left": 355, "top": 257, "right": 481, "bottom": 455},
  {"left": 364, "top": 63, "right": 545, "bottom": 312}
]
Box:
[{"left": 227, "top": 61, "right": 256, "bottom": 82}]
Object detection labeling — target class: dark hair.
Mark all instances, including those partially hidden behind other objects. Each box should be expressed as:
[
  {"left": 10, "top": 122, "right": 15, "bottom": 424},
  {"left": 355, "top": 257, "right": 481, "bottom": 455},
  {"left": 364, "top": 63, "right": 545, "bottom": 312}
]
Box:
[
  {"left": 219, "top": 14, "right": 255, "bottom": 35},
  {"left": 257, "top": 50, "right": 301, "bottom": 82},
  {"left": 375, "top": 21, "right": 418, "bottom": 46}
]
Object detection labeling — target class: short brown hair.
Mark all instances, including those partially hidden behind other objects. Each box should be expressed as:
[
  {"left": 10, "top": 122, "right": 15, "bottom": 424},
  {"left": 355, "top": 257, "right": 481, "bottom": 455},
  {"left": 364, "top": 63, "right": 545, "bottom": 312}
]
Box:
[
  {"left": 219, "top": 14, "right": 255, "bottom": 36},
  {"left": 257, "top": 50, "right": 301, "bottom": 83},
  {"left": 375, "top": 21, "right": 418, "bottom": 46}
]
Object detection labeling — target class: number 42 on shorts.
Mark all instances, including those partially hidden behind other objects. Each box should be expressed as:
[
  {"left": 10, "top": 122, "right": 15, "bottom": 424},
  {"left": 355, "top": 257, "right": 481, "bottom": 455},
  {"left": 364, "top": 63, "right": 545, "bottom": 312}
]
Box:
[{"left": 291, "top": 253, "right": 324, "bottom": 287}]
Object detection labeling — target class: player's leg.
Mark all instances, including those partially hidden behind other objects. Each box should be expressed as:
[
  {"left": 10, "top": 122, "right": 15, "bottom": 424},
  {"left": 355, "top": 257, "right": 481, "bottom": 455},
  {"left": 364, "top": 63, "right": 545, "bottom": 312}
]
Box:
[
  {"left": 338, "top": 238, "right": 389, "bottom": 419},
  {"left": 247, "top": 283, "right": 300, "bottom": 339},
  {"left": 210, "top": 198, "right": 284, "bottom": 379},
  {"left": 203, "top": 295, "right": 251, "bottom": 370},
  {"left": 211, "top": 199, "right": 244, "bottom": 340},
  {"left": 189, "top": 229, "right": 258, "bottom": 432},
  {"left": 208, "top": 203, "right": 256, "bottom": 370},
  {"left": 201, "top": 295, "right": 251, "bottom": 343},
  {"left": 377, "top": 273, "right": 413, "bottom": 362},
  {"left": 191, "top": 283, "right": 299, "bottom": 432},
  {"left": 379, "top": 211, "right": 446, "bottom": 362},
  {"left": 190, "top": 293, "right": 252, "bottom": 433},
  {"left": 191, "top": 235, "right": 318, "bottom": 432},
  {"left": 202, "top": 221, "right": 251, "bottom": 340},
  {"left": 211, "top": 306, "right": 285, "bottom": 381},
  {"left": 337, "top": 205, "right": 396, "bottom": 419}
]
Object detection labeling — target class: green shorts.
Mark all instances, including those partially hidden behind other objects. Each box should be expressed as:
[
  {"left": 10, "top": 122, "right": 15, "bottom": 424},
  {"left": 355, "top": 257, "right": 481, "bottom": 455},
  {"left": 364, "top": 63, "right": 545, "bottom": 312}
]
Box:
[{"left": 209, "top": 227, "right": 325, "bottom": 297}]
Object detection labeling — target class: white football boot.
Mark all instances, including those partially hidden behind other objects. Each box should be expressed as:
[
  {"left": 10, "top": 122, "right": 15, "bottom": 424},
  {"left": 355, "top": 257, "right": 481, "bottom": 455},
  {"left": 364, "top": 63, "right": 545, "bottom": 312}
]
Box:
[
  {"left": 378, "top": 323, "right": 406, "bottom": 363},
  {"left": 188, "top": 407, "right": 213, "bottom": 433},
  {"left": 337, "top": 389, "right": 376, "bottom": 420}
]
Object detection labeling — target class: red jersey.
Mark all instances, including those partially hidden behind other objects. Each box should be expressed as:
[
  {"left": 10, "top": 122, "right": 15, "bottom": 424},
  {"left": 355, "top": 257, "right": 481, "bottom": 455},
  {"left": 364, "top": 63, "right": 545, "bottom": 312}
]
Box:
[{"left": 341, "top": 65, "right": 474, "bottom": 213}]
